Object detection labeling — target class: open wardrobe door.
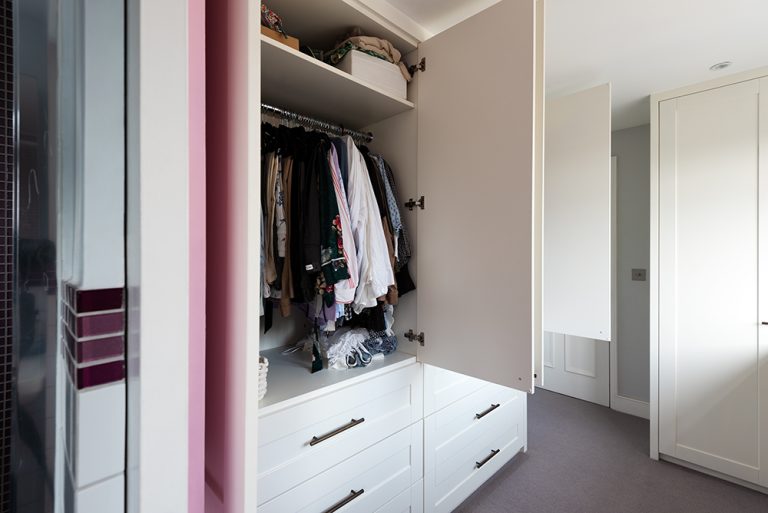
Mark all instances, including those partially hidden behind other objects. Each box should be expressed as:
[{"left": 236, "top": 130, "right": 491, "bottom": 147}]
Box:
[{"left": 416, "top": 0, "right": 537, "bottom": 392}]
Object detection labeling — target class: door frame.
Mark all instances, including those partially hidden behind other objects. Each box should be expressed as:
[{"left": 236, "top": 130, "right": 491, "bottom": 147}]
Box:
[
  {"left": 609, "top": 156, "right": 618, "bottom": 409},
  {"left": 649, "top": 65, "right": 768, "bottom": 461}
]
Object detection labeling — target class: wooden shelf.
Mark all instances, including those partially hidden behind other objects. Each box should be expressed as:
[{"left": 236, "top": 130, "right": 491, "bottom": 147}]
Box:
[
  {"left": 258, "top": 346, "right": 416, "bottom": 416},
  {"left": 266, "top": 0, "right": 419, "bottom": 53},
  {"left": 261, "top": 35, "right": 414, "bottom": 129}
]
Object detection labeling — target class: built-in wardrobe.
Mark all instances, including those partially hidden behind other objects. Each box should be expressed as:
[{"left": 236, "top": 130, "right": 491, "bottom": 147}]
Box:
[
  {"left": 652, "top": 67, "right": 768, "bottom": 489},
  {"left": 206, "top": 1, "right": 545, "bottom": 511}
]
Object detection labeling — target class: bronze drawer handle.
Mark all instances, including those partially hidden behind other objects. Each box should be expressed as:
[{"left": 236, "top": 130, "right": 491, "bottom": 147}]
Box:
[
  {"left": 475, "top": 449, "right": 500, "bottom": 469},
  {"left": 323, "top": 489, "right": 364, "bottom": 513},
  {"left": 309, "top": 418, "right": 365, "bottom": 446},
  {"left": 475, "top": 403, "right": 500, "bottom": 420}
]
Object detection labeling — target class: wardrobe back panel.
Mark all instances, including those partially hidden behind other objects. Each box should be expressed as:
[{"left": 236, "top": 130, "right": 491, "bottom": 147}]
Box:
[
  {"left": 365, "top": 68, "right": 419, "bottom": 356},
  {"left": 415, "top": 0, "right": 535, "bottom": 391}
]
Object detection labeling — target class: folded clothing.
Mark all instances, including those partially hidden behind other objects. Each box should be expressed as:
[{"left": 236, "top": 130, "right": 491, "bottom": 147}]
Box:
[
  {"left": 321, "top": 326, "right": 399, "bottom": 369},
  {"left": 325, "top": 28, "right": 412, "bottom": 82}
]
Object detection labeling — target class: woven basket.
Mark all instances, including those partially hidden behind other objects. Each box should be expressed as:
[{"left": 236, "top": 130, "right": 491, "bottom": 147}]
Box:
[{"left": 258, "top": 356, "right": 269, "bottom": 401}]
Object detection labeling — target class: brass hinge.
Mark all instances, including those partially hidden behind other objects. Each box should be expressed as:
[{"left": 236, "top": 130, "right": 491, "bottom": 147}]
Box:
[
  {"left": 404, "top": 329, "right": 425, "bottom": 346},
  {"left": 404, "top": 195, "right": 425, "bottom": 211}
]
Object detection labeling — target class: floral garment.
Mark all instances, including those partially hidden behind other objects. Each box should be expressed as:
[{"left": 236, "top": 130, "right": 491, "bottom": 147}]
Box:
[{"left": 317, "top": 140, "right": 350, "bottom": 306}]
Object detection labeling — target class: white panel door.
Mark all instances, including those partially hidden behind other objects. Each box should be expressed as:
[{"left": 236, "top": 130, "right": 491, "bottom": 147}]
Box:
[
  {"left": 542, "top": 332, "right": 610, "bottom": 406},
  {"left": 416, "top": 0, "right": 536, "bottom": 392},
  {"left": 658, "top": 79, "right": 761, "bottom": 484},
  {"left": 543, "top": 84, "right": 612, "bottom": 341}
]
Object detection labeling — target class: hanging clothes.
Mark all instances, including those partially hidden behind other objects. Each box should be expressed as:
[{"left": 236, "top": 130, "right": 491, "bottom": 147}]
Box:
[
  {"left": 328, "top": 145, "right": 359, "bottom": 305},
  {"left": 343, "top": 136, "right": 395, "bottom": 313},
  {"left": 260, "top": 120, "right": 412, "bottom": 372}
]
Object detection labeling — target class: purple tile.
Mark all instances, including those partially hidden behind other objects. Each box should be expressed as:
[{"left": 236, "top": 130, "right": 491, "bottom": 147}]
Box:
[
  {"left": 75, "top": 288, "right": 124, "bottom": 313},
  {"left": 63, "top": 327, "right": 124, "bottom": 364},
  {"left": 77, "top": 336, "right": 124, "bottom": 363},
  {"left": 75, "top": 311, "right": 124, "bottom": 338},
  {"left": 62, "top": 330, "right": 76, "bottom": 361},
  {"left": 77, "top": 361, "right": 125, "bottom": 389}
]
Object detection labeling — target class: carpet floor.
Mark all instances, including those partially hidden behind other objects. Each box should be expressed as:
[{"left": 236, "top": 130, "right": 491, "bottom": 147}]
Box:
[{"left": 455, "top": 388, "right": 768, "bottom": 513}]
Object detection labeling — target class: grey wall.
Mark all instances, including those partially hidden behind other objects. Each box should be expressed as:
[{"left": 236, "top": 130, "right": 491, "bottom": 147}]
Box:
[{"left": 613, "top": 124, "right": 650, "bottom": 402}]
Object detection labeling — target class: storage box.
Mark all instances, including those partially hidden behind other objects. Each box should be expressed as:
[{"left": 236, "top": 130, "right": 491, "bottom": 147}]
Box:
[
  {"left": 335, "top": 50, "right": 407, "bottom": 100},
  {"left": 261, "top": 25, "right": 300, "bottom": 51}
]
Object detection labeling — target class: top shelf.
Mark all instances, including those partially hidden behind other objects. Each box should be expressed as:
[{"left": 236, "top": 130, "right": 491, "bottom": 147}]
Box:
[
  {"left": 265, "top": 0, "right": 419, "bottom": 53},
  {"left": 261, "top": 35, "right": 415, "bottom": 129}
]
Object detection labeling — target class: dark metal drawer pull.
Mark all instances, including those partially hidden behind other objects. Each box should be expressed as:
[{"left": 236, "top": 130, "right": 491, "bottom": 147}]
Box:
[
  {"left": 475, "top": 403, "right": 500, "bottom": 420},
  {"left": 475, "top": 449, "right": 500, "bottom": 469},
  {"left": 323, "top": 489, "right": 364, "bottom": 513},
  {"left": 310, "top": 418, "right": 365, "bottom": 446}
]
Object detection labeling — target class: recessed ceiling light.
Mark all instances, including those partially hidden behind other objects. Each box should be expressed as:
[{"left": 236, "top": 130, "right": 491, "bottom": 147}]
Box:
[{"left": 709, "top": 61, "right": 732, "bottom": 71}]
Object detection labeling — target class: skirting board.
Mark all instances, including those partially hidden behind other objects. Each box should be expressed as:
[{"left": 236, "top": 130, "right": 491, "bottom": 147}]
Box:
[
  {"left": 611, "top": 394, "right": 649, "bottom": 419},
  {"left": 660, "top": 454, "right": 768, "bottom": 496}
]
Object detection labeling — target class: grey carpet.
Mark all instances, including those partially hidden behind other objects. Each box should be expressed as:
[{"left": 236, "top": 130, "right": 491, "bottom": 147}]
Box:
[{"left": 455, "top": 388, "right": 768, "bottom": 513}]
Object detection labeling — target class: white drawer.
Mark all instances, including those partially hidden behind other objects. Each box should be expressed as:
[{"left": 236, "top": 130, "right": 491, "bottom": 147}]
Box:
[
  {"left": 424, "top": 365, "right": 486, "bottom": 417},
  {"left": 427, "top": 381, "right": 517, "bottom": 450},
  {"left": 425, "top": 391, "right": 526, "bottom": 513},
  {"left": 375, "top": 479, "right": 423, "bottom": 513},
  {"left": 258, "top": 363, "right": 422, "bottom": 504},
  {"left": 260, "top": 422, "right": 423, "bottom": 513}
]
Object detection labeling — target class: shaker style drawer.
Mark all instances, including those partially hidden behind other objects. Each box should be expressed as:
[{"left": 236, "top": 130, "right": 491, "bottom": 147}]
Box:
[
  {"left": 259, "top": 422, "right": 423, "bottom": 513},
  {"left": 425, "top": 390, "right": 526, "bottom": 513},
  {"left": 423, "top": 365, "right": 486, "bottom": 417},
  {"left": 427, "top": 381, "right": 517, "bottom": 450},
  {"left": 375, "top": 479, "right": 423, "bottom": 513},
  {"left": 258, "top": 363, "right": 422, "bottom": 504}
]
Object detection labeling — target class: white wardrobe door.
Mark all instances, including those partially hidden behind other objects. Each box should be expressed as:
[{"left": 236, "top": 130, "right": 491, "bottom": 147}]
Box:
[
  {"left": 759, "top": 77, "right": 768, "bottom": 488},
  {"left": 416, "top": 0, "right": 535, "bottom": 392},
  {"left": 659, "top": 79, "right": 761, "bottom": 483},
  {"left": 543, "top": 84, "right": 612, "bottom": 342}
]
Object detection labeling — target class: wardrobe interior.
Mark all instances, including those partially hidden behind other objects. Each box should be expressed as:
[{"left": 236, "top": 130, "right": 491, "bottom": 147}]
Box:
[{"left": 206, "top": 0, "right": 768, "bottom": 510}]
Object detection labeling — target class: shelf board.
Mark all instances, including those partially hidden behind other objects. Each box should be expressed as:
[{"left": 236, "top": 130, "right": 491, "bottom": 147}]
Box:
[
  {"left": 261, "top": 35, "right": 414, "bottom": 129},
  {"left": 265, "top": 0, "right": 419, "bottom": 53},
  {"left": 258, "top": 346, "right": 416, "bottom": 416}
]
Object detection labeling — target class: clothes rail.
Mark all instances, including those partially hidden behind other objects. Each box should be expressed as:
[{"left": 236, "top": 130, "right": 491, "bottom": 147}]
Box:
[{"left": 261, "top": 103, "right": 374, "bottom": 143}]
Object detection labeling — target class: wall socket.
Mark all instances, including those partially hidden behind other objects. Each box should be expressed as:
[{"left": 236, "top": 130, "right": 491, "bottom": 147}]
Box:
[{"left": 631, "top": 268, "right": 647, "bottom": 281}]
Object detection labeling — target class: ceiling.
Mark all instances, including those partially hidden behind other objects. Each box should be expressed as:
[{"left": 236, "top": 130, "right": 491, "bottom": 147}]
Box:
[{"left": 381, "top": 0, "right": 768, "bottom": 130}]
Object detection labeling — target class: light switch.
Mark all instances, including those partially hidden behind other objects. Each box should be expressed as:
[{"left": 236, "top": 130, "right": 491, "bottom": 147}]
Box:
[{"left": 632, "top": 268, "right": 647, "bottom": 281}]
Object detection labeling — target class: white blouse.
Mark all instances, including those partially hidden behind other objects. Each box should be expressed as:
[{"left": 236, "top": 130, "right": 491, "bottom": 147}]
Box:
[{"left": 343, "top": 136, "right": 395, "bottom": 313}]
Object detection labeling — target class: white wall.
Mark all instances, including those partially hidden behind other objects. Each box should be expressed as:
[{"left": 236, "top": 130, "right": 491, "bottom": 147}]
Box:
[
  {"left": 126, "top": 0, "right": 190, "bottom": 511},
  {"left": 612, "top": 124, "right": 650, "bottom": 402}
]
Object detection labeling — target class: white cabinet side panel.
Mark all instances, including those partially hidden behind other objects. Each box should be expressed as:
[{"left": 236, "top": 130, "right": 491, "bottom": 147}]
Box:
[
  {"left": 416, "top": 0, "right": 535, "bottom": 392},
  {"left": 543, "top": 84, "right": 612, "bottom": 341}
]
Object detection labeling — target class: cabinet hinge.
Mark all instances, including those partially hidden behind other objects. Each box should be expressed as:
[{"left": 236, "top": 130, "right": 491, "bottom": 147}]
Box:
[
  {"left": 404, "top": 329, "right": 425, "bottom": 346},
  {"left": 408, "top": 57, "right": 426, "bottom": 76},
  {"left": 404, "top": 195, "right": 425, "bottom": 211}
]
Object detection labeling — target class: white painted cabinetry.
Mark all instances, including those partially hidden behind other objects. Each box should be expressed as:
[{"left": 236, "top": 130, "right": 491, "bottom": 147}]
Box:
[
  {"left": 652, "top": 69, "right": 768, "bottom": 488},
  {"left": 256, "top": 357, "right": 527, "bottom": 512},
  {"left": 227, "top": 0, "right": 543, "bottom": 510}
]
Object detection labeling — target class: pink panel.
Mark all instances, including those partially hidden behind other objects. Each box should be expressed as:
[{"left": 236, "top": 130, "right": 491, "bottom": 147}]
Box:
[
  {"left": 206, "top": 0, "right": 249, "bottom": 511},
  {"left": 189, "top": 0, "right": 207, "bottom": 511}
]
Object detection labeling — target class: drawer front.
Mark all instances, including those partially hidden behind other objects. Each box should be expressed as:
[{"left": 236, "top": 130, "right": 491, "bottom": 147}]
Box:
[
  {"left": 260, "top": 422, "right": 423, "bottom": 513},
  {"left": 258, "top": 363, "right": 422, "bottom": 504},
  {"left": 375, "top": 479, "right": 423, "bottom": 513},
  {"left": 427, "top": 381, "right": 517, "bottom": 451},
  {"left": 425, "top": 391, "right": 526, "bottom": 513},
  {"left": 424, "top": 365, "right": 486, "bottom": 417}
]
